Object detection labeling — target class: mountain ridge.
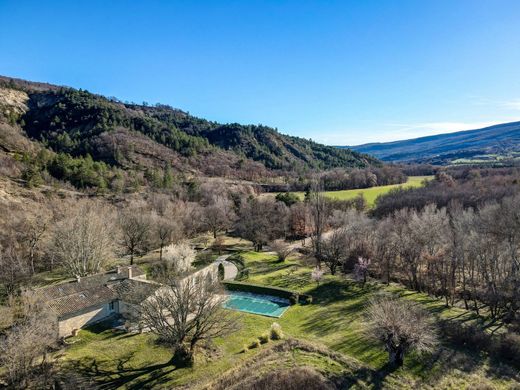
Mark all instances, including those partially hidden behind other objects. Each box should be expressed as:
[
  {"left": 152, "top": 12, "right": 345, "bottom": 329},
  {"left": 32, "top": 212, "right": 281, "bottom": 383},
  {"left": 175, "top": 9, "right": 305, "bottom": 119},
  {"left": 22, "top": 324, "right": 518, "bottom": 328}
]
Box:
[
  {"left": 0, "top": 75, "right": 378, "bottom": 190},
  {"left": 346, "top": 121, "right": 520, "bottom": 164}
]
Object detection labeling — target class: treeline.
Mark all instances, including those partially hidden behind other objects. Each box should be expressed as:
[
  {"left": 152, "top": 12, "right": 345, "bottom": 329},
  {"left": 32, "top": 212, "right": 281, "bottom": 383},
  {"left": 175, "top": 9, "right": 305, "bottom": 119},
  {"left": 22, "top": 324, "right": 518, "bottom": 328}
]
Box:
[
  {"left": 372, "top": 167, "right": 520, "bottom": 217},
  {"left": 319, "top": 166, "right": 407, "bottom": 190},
  {"left": 261, "top": 166, "right": 409, "bottom": 193},
  {"left": 304, "top": 169, "right": 520, "bottom": 330}
]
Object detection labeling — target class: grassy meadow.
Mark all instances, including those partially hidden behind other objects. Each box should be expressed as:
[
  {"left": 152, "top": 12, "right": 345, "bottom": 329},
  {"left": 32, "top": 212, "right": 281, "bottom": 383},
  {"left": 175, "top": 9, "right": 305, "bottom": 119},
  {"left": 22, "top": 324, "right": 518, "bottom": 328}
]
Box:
[
  {"left": 57, "top": 243, "right": 519, "bottom": 389},
  {"left": 264, "top": 176, "right": 432, "bottom": 207}
]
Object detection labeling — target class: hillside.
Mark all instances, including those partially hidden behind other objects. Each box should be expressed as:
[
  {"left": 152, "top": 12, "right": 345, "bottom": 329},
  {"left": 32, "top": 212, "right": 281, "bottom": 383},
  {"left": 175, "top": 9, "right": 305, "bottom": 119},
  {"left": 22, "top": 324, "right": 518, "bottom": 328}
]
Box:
[
  {"left": 0, "top": 75, "right": 377, "bottom": 190},
  {"left": 347, "top": 121, "right": 520, "bottom": 164}
]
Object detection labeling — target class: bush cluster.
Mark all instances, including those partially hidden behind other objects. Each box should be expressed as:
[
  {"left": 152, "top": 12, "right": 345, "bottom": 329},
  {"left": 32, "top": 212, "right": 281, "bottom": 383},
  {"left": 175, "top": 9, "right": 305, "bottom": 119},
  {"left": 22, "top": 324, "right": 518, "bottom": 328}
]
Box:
[
  {"left": 244, "top": 323, "right": 284, "bottom": 352},
  {"left": 269, "top": 323, "right": 284, "bottom": 340},
  {"left": 258, "top": 333, "right": 270, "bottom": 344},
  {"left": 440, "top": 320, "right": 520, "bottom": 369}
]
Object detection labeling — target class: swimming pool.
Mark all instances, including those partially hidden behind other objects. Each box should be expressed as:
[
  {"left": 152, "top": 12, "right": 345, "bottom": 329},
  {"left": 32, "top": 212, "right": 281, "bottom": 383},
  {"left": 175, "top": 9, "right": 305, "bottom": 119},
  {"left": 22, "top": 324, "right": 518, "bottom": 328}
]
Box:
[{"left": 223, "top": 291, "right": 290, "bottom": 317}]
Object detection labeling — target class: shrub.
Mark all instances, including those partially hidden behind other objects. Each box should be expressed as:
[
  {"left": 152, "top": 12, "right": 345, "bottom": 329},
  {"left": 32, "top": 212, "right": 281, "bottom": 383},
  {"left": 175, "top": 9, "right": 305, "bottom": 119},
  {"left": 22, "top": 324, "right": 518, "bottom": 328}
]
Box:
[
  {"left": 302, "top": 295, "right": 313, "bottom": 305},
  {"left": 289, "top": 293, "right": 299, "bottom": 305},
  {"left": 241, "top": 344, "right": 249, "bottom": 353},
  {"left": 440, "top": 319, "right": 520, "bottom": 370},
  {"left": 275, "top": 192, "right": 300, "bottom": 207},
  {"left": 270, "top": 323, "right": 284, "bottom": 340},
  {"left": 497, "top": 332, "right": 520, "bottom": 364},
  {"left": 218, "top": 263, "right": 225, "bottom": 280},
  {"left": 466, "top": 384, "right": 495, "bottom": 390},
  {"left": 245, "top": 366, "right": 334, "bottom": 390},
  {"left": 249, "top": 339, "right": 261, "bottom": 349},
  {"left": 258, "top": 333, "right": 270, "bottom": 344}
]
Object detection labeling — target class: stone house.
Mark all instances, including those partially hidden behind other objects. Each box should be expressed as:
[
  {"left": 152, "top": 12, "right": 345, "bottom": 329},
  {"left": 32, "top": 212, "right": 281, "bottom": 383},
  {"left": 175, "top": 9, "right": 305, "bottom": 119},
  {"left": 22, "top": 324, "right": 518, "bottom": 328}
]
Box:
[{"left": 39, "top": 265, "right": 159, "bottom": 338}]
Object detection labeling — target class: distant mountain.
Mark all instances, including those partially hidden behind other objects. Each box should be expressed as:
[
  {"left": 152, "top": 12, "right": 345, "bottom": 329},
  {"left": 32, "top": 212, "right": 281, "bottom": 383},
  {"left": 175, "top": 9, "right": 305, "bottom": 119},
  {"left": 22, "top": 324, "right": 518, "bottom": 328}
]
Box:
[
  {"left": 346, "top": 122, "right": 520, "bottom": 164},
  {"left": 0, "top": 75, "right": 378, "bottom": 189}
]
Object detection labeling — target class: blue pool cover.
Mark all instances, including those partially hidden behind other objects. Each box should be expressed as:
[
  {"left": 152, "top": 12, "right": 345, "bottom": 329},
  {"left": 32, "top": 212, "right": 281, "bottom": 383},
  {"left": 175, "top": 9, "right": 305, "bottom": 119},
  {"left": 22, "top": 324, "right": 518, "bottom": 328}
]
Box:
[{"left": 223, "top": 291, "right": 290, "bottom": 317}]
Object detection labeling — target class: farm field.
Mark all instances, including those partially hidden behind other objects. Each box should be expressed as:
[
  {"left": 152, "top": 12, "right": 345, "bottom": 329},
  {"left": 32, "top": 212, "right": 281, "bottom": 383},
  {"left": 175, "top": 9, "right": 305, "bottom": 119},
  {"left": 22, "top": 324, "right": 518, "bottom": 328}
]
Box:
[
  {"left": 57, "top": 243, "right": 519, "bottom": 389},
  {"left": 265, "top": 176, "right": 432, "bottom": 207}
]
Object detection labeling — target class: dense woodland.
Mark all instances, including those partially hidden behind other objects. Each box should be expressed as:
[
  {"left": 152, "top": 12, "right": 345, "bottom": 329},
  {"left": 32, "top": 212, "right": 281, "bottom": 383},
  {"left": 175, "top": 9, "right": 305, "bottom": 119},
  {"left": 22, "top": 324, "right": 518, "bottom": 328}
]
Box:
[{"left": 0, "top": 76, "right": 377, "bottom": 186}]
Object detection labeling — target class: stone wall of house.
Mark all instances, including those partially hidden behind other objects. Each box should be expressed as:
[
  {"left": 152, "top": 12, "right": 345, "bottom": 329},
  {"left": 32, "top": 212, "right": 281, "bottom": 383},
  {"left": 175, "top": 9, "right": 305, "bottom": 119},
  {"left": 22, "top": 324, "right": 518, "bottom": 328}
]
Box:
[
  {"left": 118, "top": 300, "right": 139, "bottom": 319},
  {"left": 58, "top": 302, "right": 116, "bottom": 337}
]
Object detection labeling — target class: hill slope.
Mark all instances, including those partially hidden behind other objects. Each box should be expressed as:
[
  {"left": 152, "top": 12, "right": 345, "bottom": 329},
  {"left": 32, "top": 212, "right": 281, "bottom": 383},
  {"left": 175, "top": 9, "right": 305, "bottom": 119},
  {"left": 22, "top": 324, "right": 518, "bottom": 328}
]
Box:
[
  {"left": 348, "top": 121, "right": 520, "bottom": 164},
  {"left": 0, "top": 75, "right": 377, "bottom": 188}
]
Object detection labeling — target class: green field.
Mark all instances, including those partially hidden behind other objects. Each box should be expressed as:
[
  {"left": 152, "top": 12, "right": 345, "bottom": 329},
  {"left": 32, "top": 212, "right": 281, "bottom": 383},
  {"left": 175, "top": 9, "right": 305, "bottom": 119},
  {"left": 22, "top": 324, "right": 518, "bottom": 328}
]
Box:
[
  {"left": 286, "top": 176, "right": 432, "bottom": 207},
  {"left": 58, "top": 245, "right": 519, "bottom": 389}
]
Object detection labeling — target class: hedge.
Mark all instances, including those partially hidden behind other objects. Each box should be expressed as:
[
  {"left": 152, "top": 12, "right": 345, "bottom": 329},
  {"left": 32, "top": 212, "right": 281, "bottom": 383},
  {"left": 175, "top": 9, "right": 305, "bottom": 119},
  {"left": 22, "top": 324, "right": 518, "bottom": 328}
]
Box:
[{"left": 222, "top": 281, "right": 312, "bottom": 305}]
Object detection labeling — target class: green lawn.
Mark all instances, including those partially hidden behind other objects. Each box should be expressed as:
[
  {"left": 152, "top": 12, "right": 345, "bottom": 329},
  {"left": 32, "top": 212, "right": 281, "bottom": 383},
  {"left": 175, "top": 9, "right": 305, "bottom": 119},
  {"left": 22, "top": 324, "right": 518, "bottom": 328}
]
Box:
[
  {"left": 320, "top": 176, "right": 432, "bottom": 206},
  {"left": 265, "top": 176, "right": 433, "bottom": 207},
  {"left": 58, "top": 248, "right": 519, "bottom": 389}
]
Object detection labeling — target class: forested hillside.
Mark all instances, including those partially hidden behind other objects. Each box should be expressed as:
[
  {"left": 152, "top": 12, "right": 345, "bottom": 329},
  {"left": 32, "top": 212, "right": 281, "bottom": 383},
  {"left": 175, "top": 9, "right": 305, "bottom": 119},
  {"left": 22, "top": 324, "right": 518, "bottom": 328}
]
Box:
[{"left": 0, "top": 75, "right": 377, "bottom": 191}]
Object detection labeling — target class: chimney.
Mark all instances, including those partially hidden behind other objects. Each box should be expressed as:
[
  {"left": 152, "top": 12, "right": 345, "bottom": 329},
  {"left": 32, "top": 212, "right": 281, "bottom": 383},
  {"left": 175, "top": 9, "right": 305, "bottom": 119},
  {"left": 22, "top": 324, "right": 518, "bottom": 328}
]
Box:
[
  {"left": 116, "top": 265, "right": 122, "bottom": 274},
  {"left": 127, "top": 266, "right": 133, "bottom": 279}
]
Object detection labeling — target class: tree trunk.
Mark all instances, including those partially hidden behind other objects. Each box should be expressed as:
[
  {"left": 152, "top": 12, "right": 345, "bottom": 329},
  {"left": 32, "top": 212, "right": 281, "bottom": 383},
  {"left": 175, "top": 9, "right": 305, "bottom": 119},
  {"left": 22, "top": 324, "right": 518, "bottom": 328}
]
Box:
[
  {"left": 388, "top": 346, "right": 405, "bottom": 367},
  {"left": 172, "top": 345, "right": 194, "bottom": 368}
]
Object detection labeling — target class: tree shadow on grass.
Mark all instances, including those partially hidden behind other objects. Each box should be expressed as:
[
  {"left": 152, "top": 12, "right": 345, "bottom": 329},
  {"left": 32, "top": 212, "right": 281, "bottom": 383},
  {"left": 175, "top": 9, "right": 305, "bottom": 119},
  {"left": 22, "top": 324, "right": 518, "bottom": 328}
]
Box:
[
  {"left": 64, "top": 353, "right": 178, "bottom": 390},
  {"left": 332, "top": 361, "right": 401, "bottom": 390},
  {"left": 248, "top": 260, "right": 295, "bottom": 275},
  {"left": 300, "top": 281, "right": 379, "bottom": 339},
  {"left": 307, "top": 279, "right": 378, "bottom": 305}
]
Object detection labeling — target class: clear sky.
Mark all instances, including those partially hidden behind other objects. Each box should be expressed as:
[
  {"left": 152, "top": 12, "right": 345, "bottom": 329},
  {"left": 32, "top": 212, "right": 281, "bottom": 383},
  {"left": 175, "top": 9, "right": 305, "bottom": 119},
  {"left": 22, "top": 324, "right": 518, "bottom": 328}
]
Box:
[{"left": 1, "top": 0, "right": 520, "bottom": 145}]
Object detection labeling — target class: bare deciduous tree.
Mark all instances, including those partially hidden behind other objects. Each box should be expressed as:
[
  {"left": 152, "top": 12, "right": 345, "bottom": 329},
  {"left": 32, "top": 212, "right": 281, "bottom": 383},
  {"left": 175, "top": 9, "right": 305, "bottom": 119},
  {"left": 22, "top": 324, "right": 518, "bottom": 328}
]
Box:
[
  {"left": 0, "top": 239, "right": 30, "bottom": 296},
  {"left": 162, "top": 241, "right": 196, "bottom": 275},
  {"left": 155, "top": 214, "right": 182, "bottom": 262},
  {"left": 0, "top": 294, "right": 57, "bottom": 388},
  {"left": 138, "top": 274, "right": 237, "bottom": 367},
  {"left": 52, "top": 202, "right": 115, "bottom": 277},
  {"left": 119, "top": 208, "right": 152, "bottom": 265},
  {"left": 366, "top": 295, "right": 437, "bottom": 366},
  {"left": 12, "top": 212, "right": 50, "bottom": 275},
  {"left": 311, "top": 266, "right": 324, "bottom": 286},
  {"left": 354, "top": 257, "right": 371, "bottom": 285},
  {"left": 236, "top": 198, "right": 288, "bottom": 251},
  {"left": 308, "top": 180, "right": 329, "bottom": 262},
  {"left": 288, "top": 202, "right": 312, "bottom": 241},
  {"left": 202, "top": 196, "right": 235, "bottom": 238},
  {"left": 320, "top": 229, "right": 348, "bottom": 275},
  {"left": 270, "top": 239, "right": 293, "bottom": 262}
]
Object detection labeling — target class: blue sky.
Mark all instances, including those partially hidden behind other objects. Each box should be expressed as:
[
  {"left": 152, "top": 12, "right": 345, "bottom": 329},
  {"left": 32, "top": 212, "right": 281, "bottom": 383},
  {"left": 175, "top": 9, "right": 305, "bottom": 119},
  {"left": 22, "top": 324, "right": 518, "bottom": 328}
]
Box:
[{"left": 1, "top": 0, "right": 520, "bottom": 145}]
